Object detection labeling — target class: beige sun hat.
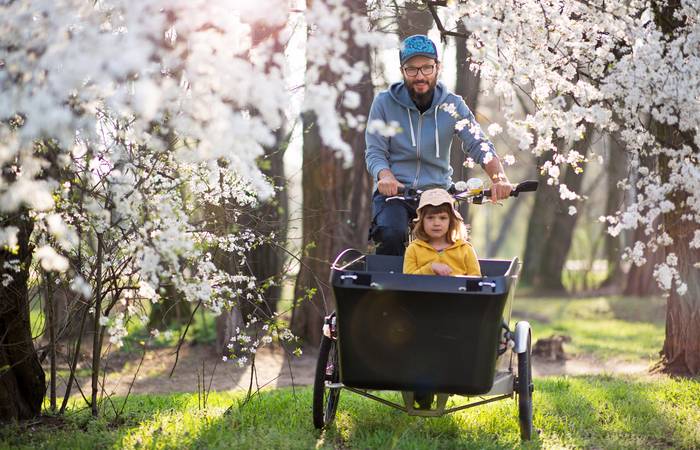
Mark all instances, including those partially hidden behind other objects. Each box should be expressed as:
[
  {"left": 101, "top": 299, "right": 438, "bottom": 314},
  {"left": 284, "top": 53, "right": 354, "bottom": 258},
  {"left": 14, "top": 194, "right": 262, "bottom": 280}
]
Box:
[{"left": 417, "top": 188, "right": 463, "bottom": 221}]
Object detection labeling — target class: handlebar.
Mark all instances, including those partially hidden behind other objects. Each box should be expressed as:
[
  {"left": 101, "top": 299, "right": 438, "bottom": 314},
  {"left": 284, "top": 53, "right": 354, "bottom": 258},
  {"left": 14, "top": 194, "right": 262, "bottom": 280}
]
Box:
[
  {"left": 386, "top": 180, "right": 539, "bottom": 204},
  {"left": 473, "top": 180, "right": 539, "bottom": 204}
]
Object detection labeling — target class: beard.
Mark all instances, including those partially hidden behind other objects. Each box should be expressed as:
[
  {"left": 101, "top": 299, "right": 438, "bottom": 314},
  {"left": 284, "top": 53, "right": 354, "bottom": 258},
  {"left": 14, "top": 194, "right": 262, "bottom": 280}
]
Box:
[{"left": 405, "top": 77, "right": 437, "bottom": 109}]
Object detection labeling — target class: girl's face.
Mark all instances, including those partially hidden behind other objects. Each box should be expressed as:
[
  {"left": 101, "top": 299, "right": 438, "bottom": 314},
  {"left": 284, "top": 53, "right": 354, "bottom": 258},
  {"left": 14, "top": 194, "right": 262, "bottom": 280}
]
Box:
[{"left": 422, "top": 211, "right": 451, "bottom": 241}]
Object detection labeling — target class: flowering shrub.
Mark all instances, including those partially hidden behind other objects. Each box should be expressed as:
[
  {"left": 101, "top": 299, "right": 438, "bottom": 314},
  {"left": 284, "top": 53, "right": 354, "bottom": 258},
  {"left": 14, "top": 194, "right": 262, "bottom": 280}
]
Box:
[
  {"left": 0, "top": 0, "right": 388, "bottom": 378},
  {"left": 442, "top": 0, "right": 699, "bottom": 294}
]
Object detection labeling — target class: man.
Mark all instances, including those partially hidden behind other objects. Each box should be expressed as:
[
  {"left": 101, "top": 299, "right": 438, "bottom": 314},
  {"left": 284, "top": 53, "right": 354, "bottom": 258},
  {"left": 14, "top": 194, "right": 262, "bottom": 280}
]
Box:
[{"left": 365, "top": 34, "right": 513, "bottom": 255}]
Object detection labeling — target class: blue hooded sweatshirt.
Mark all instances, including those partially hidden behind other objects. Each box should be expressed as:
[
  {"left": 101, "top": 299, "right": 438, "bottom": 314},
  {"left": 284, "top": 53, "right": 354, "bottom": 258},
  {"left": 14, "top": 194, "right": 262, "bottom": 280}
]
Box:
[{"left": 365, "top": 80, "right": 497, "bottom": 191}]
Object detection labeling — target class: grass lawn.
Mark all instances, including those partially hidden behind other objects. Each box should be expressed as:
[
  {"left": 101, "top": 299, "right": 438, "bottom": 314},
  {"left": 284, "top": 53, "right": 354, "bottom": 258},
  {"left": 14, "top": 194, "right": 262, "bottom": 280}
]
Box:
[
  {"left": 1, "top": 376, "right": 699, "bottom": 449},
  {"left": 512, "top": 295, "right": 666, "bottom": 362},
  {"left": 6, "top": 294, "right": 695, "bottom": 449}
]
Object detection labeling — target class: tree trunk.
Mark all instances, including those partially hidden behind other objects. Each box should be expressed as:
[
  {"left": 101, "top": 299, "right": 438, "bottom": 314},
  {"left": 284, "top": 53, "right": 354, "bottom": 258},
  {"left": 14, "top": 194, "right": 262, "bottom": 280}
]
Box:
[
  {"left": 520, "top": 150, "right": 558, "bottom": 287},
  {"left": 451, "top": 20, "right": 481, "bottom": 221},
  {"left": 291, "top": 0, "right": 374, "bottom": 345},
  {"left": 654, "top": 123, "right": 700, "bottom": 376},
  {"left": 214, "top": 14, "right": 290, "bottom": 353},
  {"left": 43, "top": 281, "right": 91, "bottom": 341},
  {"left": 649, "top": 0, "right": 700, "bottom": 376},
  {"left": 487, "top": 199, "right": 524, "bottom": 257},
  {"left": 291, "top": 111, "right": 345, "bottom": 346},
  {"left": 659, "top": 162, "right": 700, "bottom": 375},
  {"left": 0, "top": 209, "right": 45, "bottom": 421},
  {"left": 660, "top": 227, "right": 700, "bottom": 375},
  {"left": 622, "top": 149, "right": 663, "bottom": 296},
  {"left": 534, "top": 126, "right": 594, "bottom": 292},
  {"left": 395, "top": 1, "right": 434, "bottom": 40},
  {"left": 215, "top": 127, "right": 290, "bottom": 354},
  {"left": 599, "top": 132, "right": 628, "bottom": 290},
  {"left": 622, "top": 225, "right": 663, "bottom": 296}
]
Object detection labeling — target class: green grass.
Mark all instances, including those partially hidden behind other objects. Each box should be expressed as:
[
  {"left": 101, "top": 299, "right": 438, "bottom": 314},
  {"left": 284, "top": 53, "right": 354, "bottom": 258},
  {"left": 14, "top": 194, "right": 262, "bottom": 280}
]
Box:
[
  {"left": 512, "top": 296, "right": 666, "bottom": 362},
  {"left": 11, "top": 294, "right": 687, "bottom": 448},
  {"left": 1, "top": 377, "right": 698, "bottom": 449}
]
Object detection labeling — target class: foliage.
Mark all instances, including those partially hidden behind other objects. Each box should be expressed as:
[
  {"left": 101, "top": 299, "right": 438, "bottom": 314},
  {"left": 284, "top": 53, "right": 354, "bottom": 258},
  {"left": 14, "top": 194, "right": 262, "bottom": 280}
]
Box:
[
  {"left": 0, "top": 0, "right": 391, "bottom": 416},
  {"left": 439, "top": 0, "right": 700, "bottom": 293}
]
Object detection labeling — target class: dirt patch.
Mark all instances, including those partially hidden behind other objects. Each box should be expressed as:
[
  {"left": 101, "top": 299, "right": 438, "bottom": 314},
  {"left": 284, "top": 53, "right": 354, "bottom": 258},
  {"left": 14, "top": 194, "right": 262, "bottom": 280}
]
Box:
[
  {"left": 56, "top": 342, "right": 658, "bottom": 397},
  {"left": 533, "top": 354, "right": 654, "bottom": 377},
  {"left": 69, "top": 343, "right": 318, "bottom": 397}
]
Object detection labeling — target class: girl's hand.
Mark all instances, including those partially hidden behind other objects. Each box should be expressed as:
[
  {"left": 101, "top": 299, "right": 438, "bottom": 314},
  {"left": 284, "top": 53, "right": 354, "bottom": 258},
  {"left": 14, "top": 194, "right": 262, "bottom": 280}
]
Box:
[{"left": 431, "top": 262, "right": 453, "bottom": 276}]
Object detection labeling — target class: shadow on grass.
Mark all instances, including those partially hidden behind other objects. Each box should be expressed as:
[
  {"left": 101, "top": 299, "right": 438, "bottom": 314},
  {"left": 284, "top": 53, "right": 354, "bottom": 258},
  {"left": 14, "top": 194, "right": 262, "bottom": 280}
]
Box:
[
  {"left": 185, "top": 388, "right": 540, "bottom": 450},
  {"left": 536, "top": 375, "right": 687, "bottom": 448},
  {"left": 6, "top": 376, "right": 698, "bottom": 449},
  {"left": 176, "top": 376, "right": 697, "bottom": 449}
]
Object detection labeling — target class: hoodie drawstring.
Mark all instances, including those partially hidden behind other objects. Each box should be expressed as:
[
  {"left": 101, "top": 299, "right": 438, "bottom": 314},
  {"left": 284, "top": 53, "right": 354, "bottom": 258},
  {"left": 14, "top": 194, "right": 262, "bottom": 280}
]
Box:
[
  {"left": 406, "top": 107, "right": 416, "bottom": 147},
  {"left": 434, "top": 107, "right": 440, "bottom": 158}
]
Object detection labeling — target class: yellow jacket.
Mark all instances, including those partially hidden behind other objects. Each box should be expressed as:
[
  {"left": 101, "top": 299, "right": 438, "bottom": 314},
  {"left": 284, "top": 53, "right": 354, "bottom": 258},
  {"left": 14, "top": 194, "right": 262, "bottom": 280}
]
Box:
[{"left": 403, "top": 238, "right": 481, "bottom": 276}]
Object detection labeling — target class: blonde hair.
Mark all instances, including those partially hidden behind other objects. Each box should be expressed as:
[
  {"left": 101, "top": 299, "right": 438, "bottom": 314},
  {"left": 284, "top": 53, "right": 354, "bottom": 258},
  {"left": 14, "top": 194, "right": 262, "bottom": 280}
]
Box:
[{"left": 412, "top": 203, "right": 467, "bottom": 244}]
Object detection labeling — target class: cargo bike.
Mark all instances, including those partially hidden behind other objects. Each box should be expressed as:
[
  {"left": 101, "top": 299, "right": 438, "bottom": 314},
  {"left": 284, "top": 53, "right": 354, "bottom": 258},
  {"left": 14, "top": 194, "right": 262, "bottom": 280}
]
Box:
[{"left": 312, "top": 180, "right": 538, "bottom": 440}]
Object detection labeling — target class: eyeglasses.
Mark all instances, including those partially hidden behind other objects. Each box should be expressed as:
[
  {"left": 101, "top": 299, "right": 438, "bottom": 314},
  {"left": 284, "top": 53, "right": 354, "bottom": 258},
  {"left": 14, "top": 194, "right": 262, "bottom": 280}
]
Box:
[{"left": 402, "top": 64, "right": 436, "bottom": 77}]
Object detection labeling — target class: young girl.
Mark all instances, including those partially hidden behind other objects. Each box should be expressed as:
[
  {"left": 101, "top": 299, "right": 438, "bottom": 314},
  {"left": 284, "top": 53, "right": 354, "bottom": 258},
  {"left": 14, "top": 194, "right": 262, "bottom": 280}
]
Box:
[{"left": 403, "top": 188, "right": 481, "bottom": 277}]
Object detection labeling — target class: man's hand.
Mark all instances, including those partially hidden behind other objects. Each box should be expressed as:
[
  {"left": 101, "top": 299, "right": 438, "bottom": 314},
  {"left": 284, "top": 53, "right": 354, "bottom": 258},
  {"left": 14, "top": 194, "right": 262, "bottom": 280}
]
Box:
[
  {"left": 484, "top": 157, "right": 513, "bottom": 202},
  {"left": 431, "top": 262, "right": 453, "bottom": 276},
  {"left": 490, "top": 177, "right": 513, "bottom": 202},
  {"left": 377, "top": 169, "right": 404, "bottom": 196}
]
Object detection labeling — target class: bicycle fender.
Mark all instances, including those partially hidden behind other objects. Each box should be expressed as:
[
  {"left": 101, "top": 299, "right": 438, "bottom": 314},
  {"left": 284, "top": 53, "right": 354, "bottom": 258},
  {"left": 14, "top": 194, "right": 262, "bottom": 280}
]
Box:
[{"left": 514, "top": 321, "right": 531, "bottom": 354}]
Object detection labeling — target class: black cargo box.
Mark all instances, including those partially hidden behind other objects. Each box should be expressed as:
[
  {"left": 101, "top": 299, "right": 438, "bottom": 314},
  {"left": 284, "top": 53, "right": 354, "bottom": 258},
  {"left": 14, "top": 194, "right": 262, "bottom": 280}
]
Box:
[{"left": 331, "top": 255, "right": 519, "bottom": 395}]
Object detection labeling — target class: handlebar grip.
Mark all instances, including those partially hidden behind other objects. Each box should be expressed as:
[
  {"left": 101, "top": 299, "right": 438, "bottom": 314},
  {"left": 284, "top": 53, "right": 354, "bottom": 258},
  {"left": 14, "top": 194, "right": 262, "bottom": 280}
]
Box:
[
  {"left": 395, "top": 186, "right": 417, "bottom": 196},
  {"left": 480, "top": 180, "right": 538, "bottom": 200},
  {"left": 513, "top": 180, "right": 538, "bottom": 195}
]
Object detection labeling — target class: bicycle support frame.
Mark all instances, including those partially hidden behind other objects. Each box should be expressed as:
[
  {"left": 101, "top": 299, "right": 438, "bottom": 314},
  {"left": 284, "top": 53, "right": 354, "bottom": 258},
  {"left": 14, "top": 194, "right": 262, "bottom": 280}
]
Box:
[{"left": 326, "top": 384, "right": 513, "bottom": 417}]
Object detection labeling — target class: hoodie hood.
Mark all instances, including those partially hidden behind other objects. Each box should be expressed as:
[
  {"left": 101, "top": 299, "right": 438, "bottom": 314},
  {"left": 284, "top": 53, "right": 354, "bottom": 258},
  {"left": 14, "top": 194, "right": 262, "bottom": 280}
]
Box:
[{"left": 388, "top": 80, "right": 450, "bottom": 111}]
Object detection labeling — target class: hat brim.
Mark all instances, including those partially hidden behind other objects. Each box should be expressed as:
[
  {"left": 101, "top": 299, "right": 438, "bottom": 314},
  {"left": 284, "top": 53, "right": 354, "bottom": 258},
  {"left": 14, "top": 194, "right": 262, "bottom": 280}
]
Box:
[
  {"left": 416, "top": 203, "right": 464, "bottom": 222},
  {"left": 401, "top": 52, "right": 438, "bottom": 65}
]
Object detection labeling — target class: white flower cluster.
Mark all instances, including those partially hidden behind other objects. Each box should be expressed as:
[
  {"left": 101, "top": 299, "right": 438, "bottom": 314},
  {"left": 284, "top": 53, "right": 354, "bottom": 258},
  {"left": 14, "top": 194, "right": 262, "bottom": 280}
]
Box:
[
  {"left": 223, "top": 318, "right": 298, "bottom": 368},
  {"left": 367, "top": 120, "right": 402, "bottom": 138},
  {"left": 449, "top": 0, "right": 700, "bottom": 286},
  {"left": 303, "top": 0, "right": 392, "bottom": 163},
  {"left": 1, "top": 0, "right": 367, "bottom": 363}
]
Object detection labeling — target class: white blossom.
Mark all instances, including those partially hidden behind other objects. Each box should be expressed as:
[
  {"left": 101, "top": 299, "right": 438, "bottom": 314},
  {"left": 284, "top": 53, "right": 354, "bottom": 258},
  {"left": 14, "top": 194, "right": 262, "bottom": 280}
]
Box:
[
  {"left": 367, "top": 120, "right": 402, "bottom": 137},
  {"left": 0, "top": 227, "right": 19, "bottom": 248},
  {"left": 35, "top": 246, "right": 69, "bottom": 272},
  {"left": 487, "top": 123, "right": 503, "bottom": 136}
]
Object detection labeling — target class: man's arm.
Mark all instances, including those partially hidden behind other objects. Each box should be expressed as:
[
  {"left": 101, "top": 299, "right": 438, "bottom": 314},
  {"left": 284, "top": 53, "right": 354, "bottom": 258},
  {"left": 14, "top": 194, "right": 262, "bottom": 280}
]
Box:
[{"left": 365, "top": 96, "right": 404, "bottom": 196}]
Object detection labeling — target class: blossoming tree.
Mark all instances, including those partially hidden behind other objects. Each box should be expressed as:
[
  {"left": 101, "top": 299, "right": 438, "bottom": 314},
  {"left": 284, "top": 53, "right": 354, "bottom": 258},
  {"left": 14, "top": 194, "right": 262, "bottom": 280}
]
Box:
[
  {"left": 0, "top": 0, "right": 386, "bottom": 420},
  {"left": 442, "top": 0, "right": 699, "bottom": 374},
  {"left": 1, "top": 0, "right": 698, "bottom": 423}
]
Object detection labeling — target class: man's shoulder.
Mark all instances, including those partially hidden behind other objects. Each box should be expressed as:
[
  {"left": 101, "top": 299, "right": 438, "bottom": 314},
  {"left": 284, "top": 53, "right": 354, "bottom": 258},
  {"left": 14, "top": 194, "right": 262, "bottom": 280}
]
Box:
[
  {"left": 443, "top": 91, "right": 467, "bottom": 106},
  {"left": 373, "top": 88, "right": 394, "bottom": 103}
]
